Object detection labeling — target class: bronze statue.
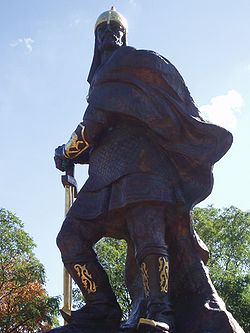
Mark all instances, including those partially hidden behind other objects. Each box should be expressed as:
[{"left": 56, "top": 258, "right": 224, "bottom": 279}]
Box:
[{"left": 50, "top": 7, "right": 244, "bottom": 333}]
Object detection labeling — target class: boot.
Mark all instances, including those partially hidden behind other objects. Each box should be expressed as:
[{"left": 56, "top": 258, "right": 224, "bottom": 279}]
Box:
[
  {"left": 61, "top": 260, "right": 122, "bottom": 329},
  {"left": 138, "top": 255, "right": 175, "bottom": 333}
]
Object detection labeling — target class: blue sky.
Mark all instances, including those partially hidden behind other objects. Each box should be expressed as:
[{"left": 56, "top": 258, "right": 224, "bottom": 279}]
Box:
[{"left": 1, "top": 0, "right": 250, "bottom": 301}]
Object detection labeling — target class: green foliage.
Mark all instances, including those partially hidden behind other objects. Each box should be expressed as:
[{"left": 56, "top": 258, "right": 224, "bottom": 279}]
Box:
[
  {"left": 0, "top": 208, "right": 60, "bottom": 333},
  {"left": 193, "top": 206, "right": 250, "bottom": 331},
  {"left": 95, "top": 238, "right": 129, "bottom": 316}
]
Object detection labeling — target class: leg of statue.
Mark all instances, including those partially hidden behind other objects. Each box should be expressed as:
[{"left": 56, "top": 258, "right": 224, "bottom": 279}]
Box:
[
  {"left": 48, "top": 214, "right": 122, "bottom": 332},
  {"left": 138, "top": 254, "right": 175, "bottom": 332},
  {"left": 121, "top": 240, "right": 146, "bottom": 331},
  {"left": 126, "top": 203, "right": 175, "bottom": 333},
  {"left": 63, "top": 260, "right": 122, "bottom": 324}
]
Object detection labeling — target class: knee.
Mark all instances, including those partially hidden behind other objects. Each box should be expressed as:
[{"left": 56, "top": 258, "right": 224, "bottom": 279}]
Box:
[
  {"left": 56, "top": 228, "right": 68, "bottom": 253},
  {"left": 56, "top": 216, "right": 86, "bottom": 254},
  {"left": 56, "top": 216, "right": 98, "bottom": 264},
  {"left": 135, "top": 244, "right": 169, "bottom": 264},
  {"left": 56, "top": 228, "right": 75, "bottom": 256},
  {"left": 127, "top": 203, "right": 168, "bottom": 263}
]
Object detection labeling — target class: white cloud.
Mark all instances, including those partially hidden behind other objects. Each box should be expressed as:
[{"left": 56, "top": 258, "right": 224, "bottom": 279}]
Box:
[
  {"left": 23, "top": 38, "right": 34, "bottom": 52},
  {"left": 9, "top": 37, "right": 34, "bottom": 53},
  {"left": 247, "top": 64, "right": 250, "bottom": 72},
  {"left": 199, "top": 90, "right": 243, "bottom": 130},
  {"left": 9, "top": 38, "right": 23, "bottom": 47}
]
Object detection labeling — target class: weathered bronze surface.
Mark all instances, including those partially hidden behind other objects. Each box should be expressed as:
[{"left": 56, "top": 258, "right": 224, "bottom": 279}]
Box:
[{"left": 50, "top": 7, "right": 244, "bottom": 333}]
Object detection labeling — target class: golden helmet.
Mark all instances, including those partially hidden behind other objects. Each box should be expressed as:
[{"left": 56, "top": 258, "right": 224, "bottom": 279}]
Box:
[{"left": 95, "top": 6, "right": 128, "bottom": 32}]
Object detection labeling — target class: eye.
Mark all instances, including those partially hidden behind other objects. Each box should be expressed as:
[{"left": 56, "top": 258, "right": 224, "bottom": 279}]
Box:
[
  {"left": 117, "top": 25, "right": 124, "bottom": 32},
  {"left": 110, "top": 22, "right": 124, "bottom": 32}
]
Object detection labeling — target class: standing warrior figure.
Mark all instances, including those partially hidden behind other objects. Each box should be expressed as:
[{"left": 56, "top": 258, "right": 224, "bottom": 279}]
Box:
[{"left": 51, "top": 7, "right": 244, "bottom": 333}]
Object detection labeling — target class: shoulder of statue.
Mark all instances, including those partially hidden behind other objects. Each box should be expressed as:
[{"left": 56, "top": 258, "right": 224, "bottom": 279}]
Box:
[
  {"left": 119, "top": 47, "right": 161, "bottom": 59},
  {"left": 111, "top": 47, "right": 165, "bottom": 67},
  {"left": 132, "top": 49, "right": 197, "bottom": 107},
  {"left": 135, "top": 49, "right": 189, "bottom": 87},
  {"left": 113, "top": 45, "right": 136, "bottom": 58},
  {"left": 136, "top": 49, "right": 177, "bottom": 68}
]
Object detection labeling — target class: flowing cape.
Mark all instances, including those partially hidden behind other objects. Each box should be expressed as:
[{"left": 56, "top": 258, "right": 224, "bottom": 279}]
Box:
[{"left": 86, "top": 46, "right": 233, "bottom": 210}]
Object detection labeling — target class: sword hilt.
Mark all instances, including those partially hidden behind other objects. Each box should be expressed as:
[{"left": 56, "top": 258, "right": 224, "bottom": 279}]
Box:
[{"left": 61, "top": 163, "right": 77, "bottom": 198}]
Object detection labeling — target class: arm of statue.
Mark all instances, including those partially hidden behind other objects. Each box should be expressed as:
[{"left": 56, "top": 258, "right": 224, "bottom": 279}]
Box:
[
  {"left": 64, "top": 123, "right": 90, "bottom": 159},
  {"left": 54, "top": 119, "right": 106, "bottom": 172}
]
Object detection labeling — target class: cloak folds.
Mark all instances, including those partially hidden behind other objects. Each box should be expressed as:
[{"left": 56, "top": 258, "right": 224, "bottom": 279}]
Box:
[{"left": 85, "top": 46, "right": 233, "bottom": 209}]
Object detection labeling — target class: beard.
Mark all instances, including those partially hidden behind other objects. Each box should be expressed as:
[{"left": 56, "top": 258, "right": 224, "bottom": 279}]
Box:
[{"left": 99, "top": 33, "right": 123, "bottom": 52}]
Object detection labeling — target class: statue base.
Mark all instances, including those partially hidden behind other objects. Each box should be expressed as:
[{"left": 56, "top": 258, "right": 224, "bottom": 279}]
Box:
[
  {"left": 44, "top": 325, "right": 168, "bottom": 333},
  {"left": 44, "top": 308, "right": 245, "bottom": 333}
]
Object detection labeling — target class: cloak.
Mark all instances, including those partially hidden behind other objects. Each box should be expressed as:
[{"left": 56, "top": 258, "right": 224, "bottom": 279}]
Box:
[
  {"left": 85, "top": 46, "right": 232, "bottom": 210},
  {"left": 78, "top": 47, "right": 241, "bottom": 332}
]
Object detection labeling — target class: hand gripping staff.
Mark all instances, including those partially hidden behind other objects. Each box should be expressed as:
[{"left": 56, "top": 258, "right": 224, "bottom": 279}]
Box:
[{"left": 61, "top": 163, "right": 77, "bottom": 324}]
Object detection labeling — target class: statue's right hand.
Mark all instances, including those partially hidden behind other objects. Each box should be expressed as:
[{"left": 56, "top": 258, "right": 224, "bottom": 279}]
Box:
[{"left": 54, "top": 145, "right": 70, "bottom": 172}]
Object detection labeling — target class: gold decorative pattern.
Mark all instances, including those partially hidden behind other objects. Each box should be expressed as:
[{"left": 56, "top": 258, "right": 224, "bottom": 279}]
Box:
[
  {"left": 159, "top": 257, "right": 169, "bottom": 293},
  {"left": 74, "top": 264, "right": 97, "bottom": 294},
  {"left": 140, "top": 262, "right": 150, "bottom": 296},
  {"left": 64, "top": 124, "right": 89, "bottom": 159}
]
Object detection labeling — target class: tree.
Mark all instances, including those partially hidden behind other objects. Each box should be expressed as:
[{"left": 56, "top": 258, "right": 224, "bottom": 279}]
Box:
[
  {"left": 193, "top": 206, "right": 250, "bottom": 332},
  {"left": 95, "top": 238, "right": 130, "bottom": 316},
  {"left": 0, "top": 208, "right": 60, "bottom": 333}
]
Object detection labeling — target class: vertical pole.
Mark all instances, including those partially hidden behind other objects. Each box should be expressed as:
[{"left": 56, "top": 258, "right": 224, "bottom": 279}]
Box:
[{"left": 61, "top": 164, "right": 77, "bottom": 324}]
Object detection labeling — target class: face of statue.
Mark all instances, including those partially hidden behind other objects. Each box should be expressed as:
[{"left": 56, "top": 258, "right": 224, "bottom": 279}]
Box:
[{"left": 96, "top": 21, "right": 125, "bottom": 52}]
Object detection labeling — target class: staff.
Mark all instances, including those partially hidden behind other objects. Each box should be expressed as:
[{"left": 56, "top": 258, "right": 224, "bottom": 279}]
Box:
[{"left": 61, "top": 163, "right": 77, "bottom": 324}]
